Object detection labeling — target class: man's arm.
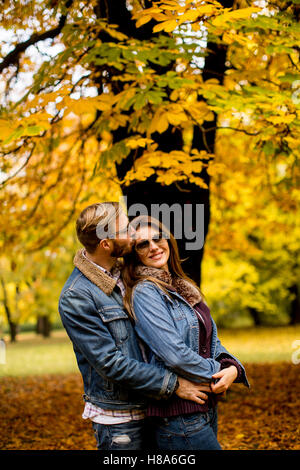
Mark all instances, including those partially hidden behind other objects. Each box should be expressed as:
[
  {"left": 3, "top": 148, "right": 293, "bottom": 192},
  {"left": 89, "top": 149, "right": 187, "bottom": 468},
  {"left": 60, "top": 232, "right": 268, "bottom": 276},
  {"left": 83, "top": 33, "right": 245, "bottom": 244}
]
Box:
[
  {"left": 59, "top": 287, "right": 177, "bottom": 400},
  {"left": 176, "top": 377, "right": 211, "bottom": 404}
]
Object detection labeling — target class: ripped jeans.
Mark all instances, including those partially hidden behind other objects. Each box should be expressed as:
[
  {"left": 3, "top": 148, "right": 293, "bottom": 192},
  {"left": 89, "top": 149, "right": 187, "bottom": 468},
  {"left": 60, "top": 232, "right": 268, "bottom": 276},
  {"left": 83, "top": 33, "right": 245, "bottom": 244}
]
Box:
[{"left": 92, "top": 419, "right": 149, "bottom": 450}]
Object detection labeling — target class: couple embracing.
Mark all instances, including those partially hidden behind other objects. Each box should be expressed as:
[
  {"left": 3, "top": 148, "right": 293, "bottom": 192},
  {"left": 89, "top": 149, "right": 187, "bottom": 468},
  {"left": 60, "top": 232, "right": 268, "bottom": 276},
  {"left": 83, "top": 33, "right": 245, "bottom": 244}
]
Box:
[{"left": 59, "top": 202, "right": 249, "bottom": 451}]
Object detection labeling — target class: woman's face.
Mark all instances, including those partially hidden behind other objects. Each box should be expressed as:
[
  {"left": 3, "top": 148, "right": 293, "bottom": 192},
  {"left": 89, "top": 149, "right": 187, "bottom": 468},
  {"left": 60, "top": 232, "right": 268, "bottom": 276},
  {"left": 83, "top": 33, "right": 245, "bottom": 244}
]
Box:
[{"left": 135, "top": 225, "right": 170, "bottom": 271}]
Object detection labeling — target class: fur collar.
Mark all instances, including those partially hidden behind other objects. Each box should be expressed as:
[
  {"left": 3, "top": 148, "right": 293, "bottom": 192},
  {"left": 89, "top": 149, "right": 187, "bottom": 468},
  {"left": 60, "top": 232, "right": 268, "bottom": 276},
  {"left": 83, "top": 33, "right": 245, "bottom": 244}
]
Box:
[
  {"left": 73, "top": 248, "right": 123, "bottom": 296},
  {"left": 134, "top": 265, "right": 202, "bottom": 307}
]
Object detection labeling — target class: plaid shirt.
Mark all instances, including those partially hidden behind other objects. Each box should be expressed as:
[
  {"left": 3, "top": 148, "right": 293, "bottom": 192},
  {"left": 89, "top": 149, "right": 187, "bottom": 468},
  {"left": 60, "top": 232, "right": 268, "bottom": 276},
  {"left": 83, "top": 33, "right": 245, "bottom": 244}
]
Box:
[
  {"left": 82, "top": 252, "right": 145, "bottom": 424},
  {"left": 83, "top": 251, "right": 126, "bottom": 297},
  {"left": 82, "top": 401, "right": 145, "bottom": 425}
]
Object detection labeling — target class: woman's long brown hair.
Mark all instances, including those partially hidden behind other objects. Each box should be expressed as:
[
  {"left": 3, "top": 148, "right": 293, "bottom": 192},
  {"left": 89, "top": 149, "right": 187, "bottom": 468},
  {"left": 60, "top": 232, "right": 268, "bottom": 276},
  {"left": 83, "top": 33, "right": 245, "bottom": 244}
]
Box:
[{"left": 122, "top": 215, "right": 204, "bottom": 321}]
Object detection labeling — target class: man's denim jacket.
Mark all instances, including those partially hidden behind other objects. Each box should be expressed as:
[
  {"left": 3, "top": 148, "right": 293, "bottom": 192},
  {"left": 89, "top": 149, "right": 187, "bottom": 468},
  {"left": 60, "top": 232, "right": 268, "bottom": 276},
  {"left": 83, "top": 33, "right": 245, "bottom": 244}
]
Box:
[
  {"left": 58, "top": 250, "right": 177, "bottom": 411},
  {"left": 132, "top": 281, "right": 250, "bottom": 387}
]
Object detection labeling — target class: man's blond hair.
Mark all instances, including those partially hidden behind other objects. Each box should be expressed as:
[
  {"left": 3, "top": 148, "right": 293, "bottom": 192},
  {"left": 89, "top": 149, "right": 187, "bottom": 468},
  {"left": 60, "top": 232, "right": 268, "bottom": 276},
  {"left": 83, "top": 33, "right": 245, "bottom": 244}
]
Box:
[{"left": 76, "top": 202, "right": 122, "bottom": 253}]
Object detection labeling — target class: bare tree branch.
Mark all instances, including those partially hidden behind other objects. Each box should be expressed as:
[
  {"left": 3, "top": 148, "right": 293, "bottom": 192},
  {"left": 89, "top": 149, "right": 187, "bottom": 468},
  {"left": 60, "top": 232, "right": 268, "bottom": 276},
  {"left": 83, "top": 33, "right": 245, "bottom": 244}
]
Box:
[
  {"left": 0, "top": 141, "right": 36, "bottom": 188},
  {"left": 26, "top": 164, "right": 86, "bottom": 253},
  {"left": 0, "top": 0, "right": 73, "bottom": 74}
]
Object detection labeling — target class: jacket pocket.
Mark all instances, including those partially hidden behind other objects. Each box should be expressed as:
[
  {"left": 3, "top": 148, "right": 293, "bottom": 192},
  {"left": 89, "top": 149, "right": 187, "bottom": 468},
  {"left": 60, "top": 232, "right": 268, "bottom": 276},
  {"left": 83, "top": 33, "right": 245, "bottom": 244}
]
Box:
[
  {"left": 162, "top": 294, "right": 185, "bottom": 320},
  {"left": 98, "top": 306, "right": 130, "bottom": 345}
]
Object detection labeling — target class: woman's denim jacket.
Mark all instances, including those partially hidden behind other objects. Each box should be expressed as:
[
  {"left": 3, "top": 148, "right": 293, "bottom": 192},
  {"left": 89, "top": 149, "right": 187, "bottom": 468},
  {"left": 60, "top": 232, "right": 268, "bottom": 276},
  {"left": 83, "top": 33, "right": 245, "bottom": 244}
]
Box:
[
  {"left": 58, "top": 262, "right": 177, "bottom": 411},
  {"left": 132, "top": 281, "right": 250, "bottom": 387}
]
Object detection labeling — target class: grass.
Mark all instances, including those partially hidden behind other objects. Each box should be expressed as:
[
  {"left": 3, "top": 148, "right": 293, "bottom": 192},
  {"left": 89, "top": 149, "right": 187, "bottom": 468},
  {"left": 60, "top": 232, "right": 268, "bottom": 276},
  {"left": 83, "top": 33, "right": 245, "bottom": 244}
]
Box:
[
  {"left": 0, "top": 330, "right": 78, "bottom": 377},
  {"left": 0, "top": 325, "right": 300, "bottom": 377},
  {"left": 218, "top": 324, "right": 300, "bottom": 363}
]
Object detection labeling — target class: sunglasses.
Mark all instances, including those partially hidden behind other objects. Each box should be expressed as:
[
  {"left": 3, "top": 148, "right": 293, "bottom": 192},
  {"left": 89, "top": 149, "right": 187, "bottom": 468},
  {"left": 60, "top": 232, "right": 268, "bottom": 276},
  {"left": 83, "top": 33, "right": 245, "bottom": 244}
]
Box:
[{"left": 135, "top": 231, "right": 169, "bottom": 254}]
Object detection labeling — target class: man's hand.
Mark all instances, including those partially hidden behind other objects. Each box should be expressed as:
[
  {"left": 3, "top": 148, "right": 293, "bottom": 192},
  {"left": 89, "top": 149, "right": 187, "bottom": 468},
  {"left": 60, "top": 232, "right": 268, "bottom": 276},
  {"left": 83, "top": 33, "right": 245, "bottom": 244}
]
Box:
[
  {"left": 210, "top": 365, "right": 238, "bottom": 394},
  {"left": 175, "top": 377, "right": 211, "bottom": 404}
]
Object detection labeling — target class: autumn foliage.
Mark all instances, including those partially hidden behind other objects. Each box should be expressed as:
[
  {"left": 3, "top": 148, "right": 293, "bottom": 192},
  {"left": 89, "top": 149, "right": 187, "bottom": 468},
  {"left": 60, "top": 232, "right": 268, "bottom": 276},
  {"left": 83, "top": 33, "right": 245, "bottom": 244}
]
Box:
[
  {"left": 0, "top": 2, "right": 298, "bottom": 452},
  {"left": 0, "top": 363, "right": 299, "bottom": 450},
  {"left": 0, "top": 0, "right": 299, "bottom": 339}
]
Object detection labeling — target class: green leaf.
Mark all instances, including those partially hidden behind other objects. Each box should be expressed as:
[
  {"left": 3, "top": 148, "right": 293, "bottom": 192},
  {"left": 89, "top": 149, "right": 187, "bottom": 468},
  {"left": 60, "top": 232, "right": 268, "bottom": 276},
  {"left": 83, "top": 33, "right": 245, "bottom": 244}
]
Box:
[
  {"left": 133, "top": 93, "right": 147, "bottom": 111},
  {"left": 262, "top": 141, "right": 275, "bottom": 156},
  {"left": 278, "top": 74, "right": 300, "bottom": 84},
  {"left": 25, "top": 125, "right": 45, "bottom": 136},
  {"left": 147, "top": 91, "right": 165, "bottom": 105},
  {"left": 3, "top": 128, "right": 24, "bottom": 145}
]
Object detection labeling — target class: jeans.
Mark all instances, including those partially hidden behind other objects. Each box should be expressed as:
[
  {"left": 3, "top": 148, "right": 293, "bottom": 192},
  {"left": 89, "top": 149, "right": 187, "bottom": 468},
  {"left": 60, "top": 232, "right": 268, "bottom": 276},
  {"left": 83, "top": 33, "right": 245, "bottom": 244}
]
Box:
[
  {"left": 92, "top": 419, "right": 148, "bottom": 450},
  {"left": 151, "top": 407, "right": 222, "bottom": 450}
]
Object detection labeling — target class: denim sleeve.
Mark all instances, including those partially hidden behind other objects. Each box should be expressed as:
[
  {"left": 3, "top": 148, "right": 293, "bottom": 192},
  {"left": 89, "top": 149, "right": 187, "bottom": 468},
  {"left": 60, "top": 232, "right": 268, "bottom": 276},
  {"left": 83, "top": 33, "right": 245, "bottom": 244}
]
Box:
[
  {"left": 218, "top": 357, "right": 244, "bottom": 382},
  {"left": 214, "top": 334, "right": 250, "bottom": 388},
  {"left": 132, "top": 283, "right": 222, "bottom": 383},
  {"left": 59, "top": 288, "right": 177, "bottom": 399}
]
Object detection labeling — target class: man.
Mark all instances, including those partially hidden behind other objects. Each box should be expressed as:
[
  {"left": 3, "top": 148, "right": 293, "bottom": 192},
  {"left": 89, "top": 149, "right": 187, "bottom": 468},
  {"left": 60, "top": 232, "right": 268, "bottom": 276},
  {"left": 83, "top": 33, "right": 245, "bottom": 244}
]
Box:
[{"left": 58, "top": 202, "right": 211, "bottom": 450}]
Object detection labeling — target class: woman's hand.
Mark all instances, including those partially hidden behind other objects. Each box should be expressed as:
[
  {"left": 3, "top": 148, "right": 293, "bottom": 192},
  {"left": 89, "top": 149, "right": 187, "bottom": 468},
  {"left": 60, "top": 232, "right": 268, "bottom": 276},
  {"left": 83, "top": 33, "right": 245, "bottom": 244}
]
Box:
[
  {"left": 176, "top": 377, "right": 212, "bottom": 404},
  {"left": 210, "top": 365, "right": 238, "bottom": 394}
]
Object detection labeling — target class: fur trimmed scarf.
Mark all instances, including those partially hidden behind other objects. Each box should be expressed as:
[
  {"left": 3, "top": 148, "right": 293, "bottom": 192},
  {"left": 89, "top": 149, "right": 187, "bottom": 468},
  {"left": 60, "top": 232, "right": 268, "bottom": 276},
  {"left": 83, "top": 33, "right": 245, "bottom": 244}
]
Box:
[{"left": 134, "top": 265, "right": 203, "bottom": 307}]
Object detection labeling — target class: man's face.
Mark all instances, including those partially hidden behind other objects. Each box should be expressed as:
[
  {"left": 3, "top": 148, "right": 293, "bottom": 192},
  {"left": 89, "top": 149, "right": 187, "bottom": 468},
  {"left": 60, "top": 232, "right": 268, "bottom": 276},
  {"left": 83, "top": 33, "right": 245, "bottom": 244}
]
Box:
[{"left": 110, "top": 212, "right": 135, "bottom": 257}]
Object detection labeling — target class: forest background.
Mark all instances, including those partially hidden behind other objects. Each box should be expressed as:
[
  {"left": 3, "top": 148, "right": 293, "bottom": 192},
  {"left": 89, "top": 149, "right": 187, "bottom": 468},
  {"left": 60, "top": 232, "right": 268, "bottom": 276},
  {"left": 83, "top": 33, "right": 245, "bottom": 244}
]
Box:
[{"left": 0, "top": 0, "right": 299, "bottom": 451}]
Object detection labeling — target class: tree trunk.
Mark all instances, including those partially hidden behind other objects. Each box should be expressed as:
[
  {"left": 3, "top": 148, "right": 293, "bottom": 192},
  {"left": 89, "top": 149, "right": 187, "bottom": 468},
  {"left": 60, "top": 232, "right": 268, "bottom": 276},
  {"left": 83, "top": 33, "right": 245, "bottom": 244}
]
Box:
[
  {"left": 96, "top": 0, "right": 234, "bottom": 286},
  {"left": 9, "top": 322, "right": 18, "bottom": 342},
  {"left": 115, "top": 128, "right": 210, "bottom": 285},
  {"left": 248, "top": 307, "right": 262, "bottom": 326},
  {"left": 36, "top": 315, "right": 51, "bottom": 337},
  {"left": 0, "top": 277, "right": 18, "bottom": 342},
  {"left": 289, "top": 284, "right": 300, "bottom": 325}
]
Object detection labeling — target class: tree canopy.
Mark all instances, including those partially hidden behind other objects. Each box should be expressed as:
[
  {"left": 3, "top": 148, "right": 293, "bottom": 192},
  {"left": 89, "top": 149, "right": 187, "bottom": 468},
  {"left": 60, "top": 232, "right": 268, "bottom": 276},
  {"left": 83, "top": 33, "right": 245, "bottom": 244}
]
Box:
[{"left": 0, "top": 0, "right": 299, "bottom": 337}]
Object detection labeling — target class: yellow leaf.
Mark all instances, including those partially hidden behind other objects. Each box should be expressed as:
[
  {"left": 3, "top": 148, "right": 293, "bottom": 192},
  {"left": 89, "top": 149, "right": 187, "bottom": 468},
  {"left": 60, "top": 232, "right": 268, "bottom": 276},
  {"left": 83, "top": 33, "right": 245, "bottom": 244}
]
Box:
[
  {"left": 205, "top": 111, "right": 215, "bottom": 121},
  {"left": 207, "top": 163, "right": 226, "bottom": 176},
  {"left": 148, "top": 155, "right": 162, "bottom": 166},
  {"left": 136, "top": 15, "right": 152, "bottom": 28},
  {"left": 267, "top": 115, "right": 295, "bottom": 125},
  {"left": 101, "top": 130, "right": 112, "bottom": 142},
  {"left": 212, "top": 7, "right": 262, "bottom": 26},
  {"left": 189, "top": 175, "right": 208, "bottom": 188},
  {"left": 197, "top": 5, "right": 218, "bottom": 16},
  {"left": 166, "top": 111, "right": 187, "bottom": 125},
  {"left": 170, "top": 90, "right": 179, "bottom": 101},
  {"left": 126, "top": 137, "right": 153, "bottom": 149},
  {"left": 153, "top": 19, "right": 177, "bottom": 33},
  {"left": 157, "top": 113, "right": 169, "bottom": 132},
  {"left": 0, "top": 120, "right": 15, "bottom": 140},
  {"left": 152, "top": 13, "right": 173, "bottom": 22},
  {"left": 149, "top": 113, "right": 169, "bottom": 134},
  {"left": 180, "top": 5, "right": 216, "bottom": 23},
  {"left": 180, "top": 10, "right": 199, "bottom": 22}
]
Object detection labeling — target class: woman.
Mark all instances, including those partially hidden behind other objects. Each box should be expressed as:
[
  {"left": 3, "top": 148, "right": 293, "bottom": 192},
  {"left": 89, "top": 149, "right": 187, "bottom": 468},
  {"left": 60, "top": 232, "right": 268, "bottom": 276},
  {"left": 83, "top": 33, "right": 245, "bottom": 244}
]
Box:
[{"left": 122, "top": 215, "right": 249, "bottom": 450}]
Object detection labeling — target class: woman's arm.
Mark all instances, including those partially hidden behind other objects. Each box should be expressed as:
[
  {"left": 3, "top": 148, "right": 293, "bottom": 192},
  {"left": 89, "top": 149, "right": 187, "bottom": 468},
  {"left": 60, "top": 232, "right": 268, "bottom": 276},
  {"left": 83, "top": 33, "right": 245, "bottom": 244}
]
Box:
[
  {"left": 213, "top": 319, "right": 250, "bottom": 388},
  {"left": 132, "top": 282, "right": 222, "bottom": 383},
  {"left": 211, "top": 365, "right": 238, "bottom": 394}
]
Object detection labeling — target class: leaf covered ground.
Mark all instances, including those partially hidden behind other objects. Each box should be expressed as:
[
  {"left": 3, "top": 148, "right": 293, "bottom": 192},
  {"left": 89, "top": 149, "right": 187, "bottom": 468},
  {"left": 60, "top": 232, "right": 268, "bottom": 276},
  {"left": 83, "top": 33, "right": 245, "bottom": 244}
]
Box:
[{"left": 0, "top": 362, "right": 299, "bottom": 450}]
